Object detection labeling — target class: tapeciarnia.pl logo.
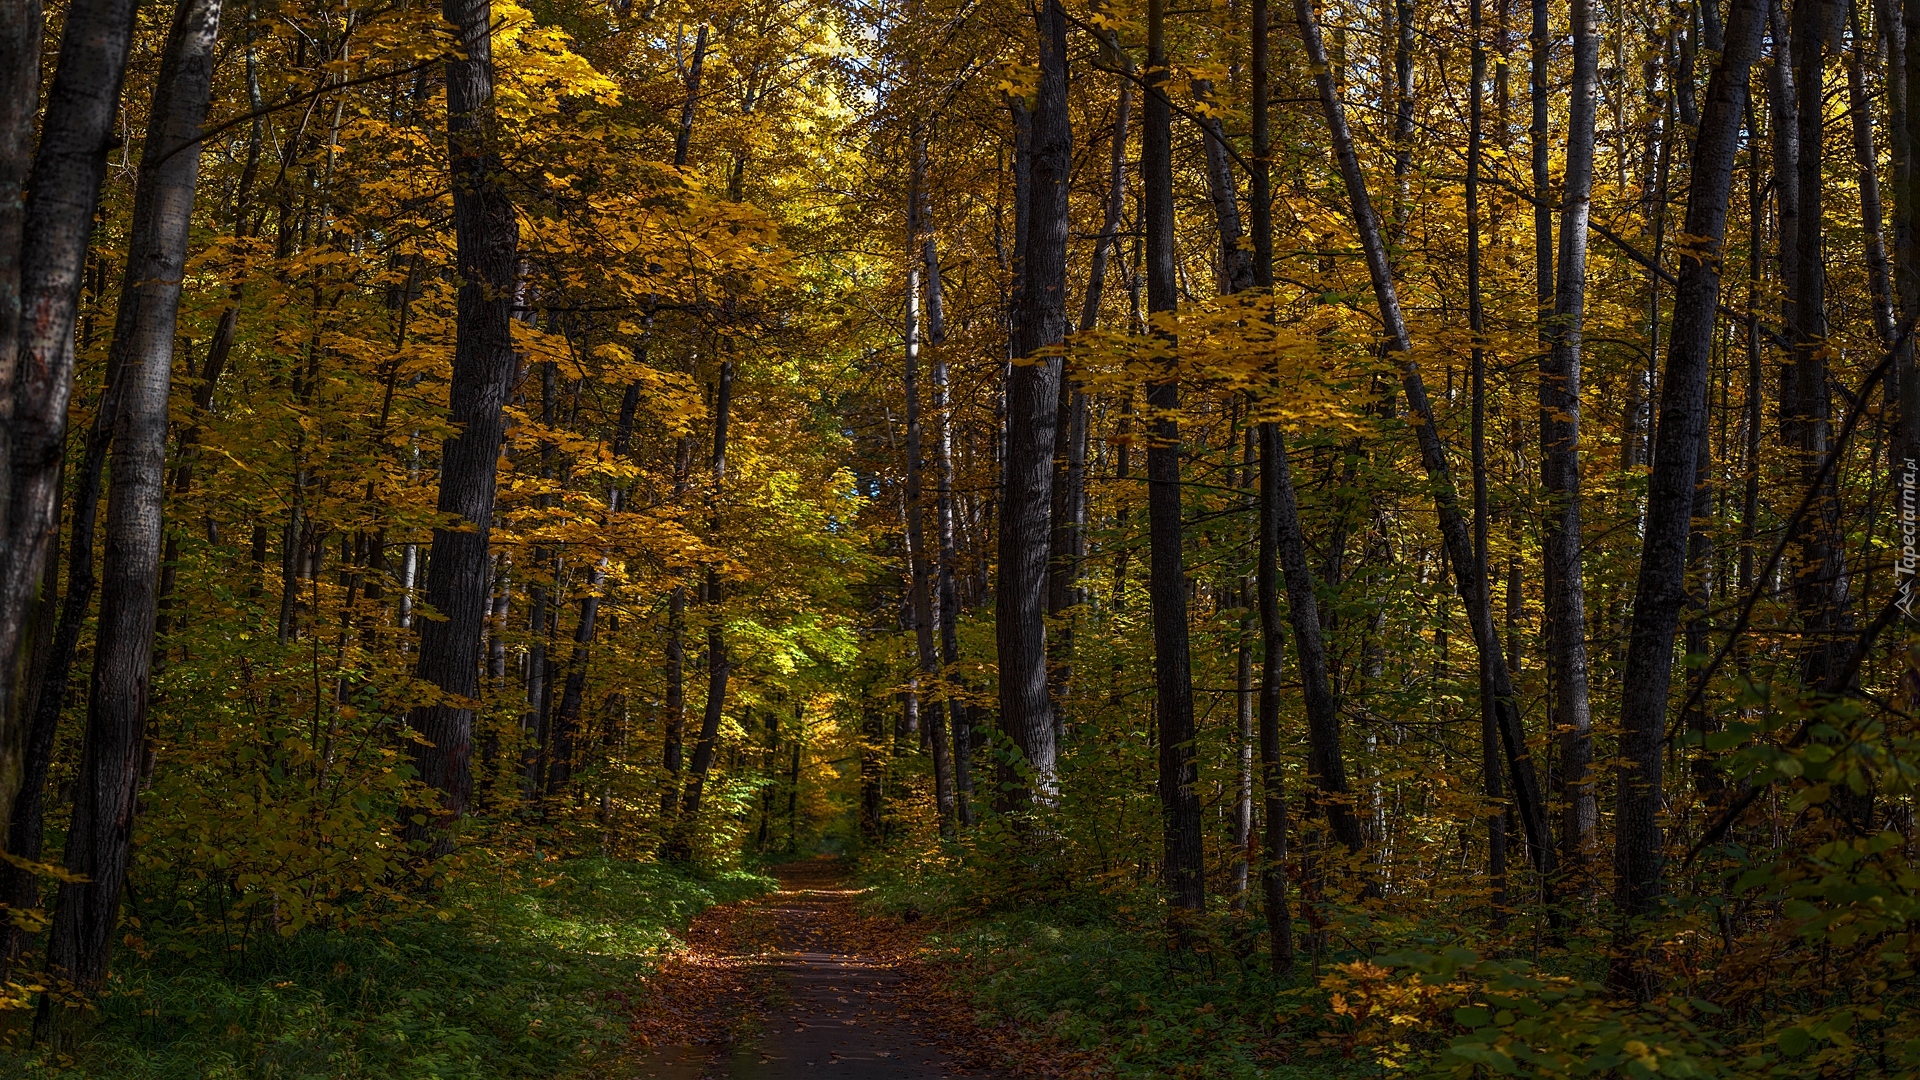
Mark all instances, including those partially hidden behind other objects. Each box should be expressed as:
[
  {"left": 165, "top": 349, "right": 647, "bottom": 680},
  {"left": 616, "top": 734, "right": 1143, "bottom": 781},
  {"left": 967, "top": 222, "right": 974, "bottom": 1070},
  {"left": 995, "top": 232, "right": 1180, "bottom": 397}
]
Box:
[{"left": 1900, "top": 457, "right": 1919, "bottom": 620}]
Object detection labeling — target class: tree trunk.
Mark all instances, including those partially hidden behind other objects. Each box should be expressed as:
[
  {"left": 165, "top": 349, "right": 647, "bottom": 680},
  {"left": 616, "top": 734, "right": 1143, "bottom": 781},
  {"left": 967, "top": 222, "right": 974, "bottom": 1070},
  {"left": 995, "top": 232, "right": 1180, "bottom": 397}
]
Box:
[
  {"left": 1788, "top": 0, "right": 1853, "bottom": 700},
  {"left": 1146, "top": 0, "right": 1204, "bottom": 920},
  {"left": 930, "top": 233, "right": 972, "bottom": 826},
  {"left": 674, "top": 359, "right": 734, "bottom": 847},
  {"left": 1468, "top": 0, "right": 1507, "bottom": 927},
  {"left": 905, "top": 131, "right": 955, "bottom": 836},
  {"left": 46, "top": 0, "right": 221, "bottom": 989},
  {"left": 657, "top": 11, "right": 706, "bottom": 820},
  {"left": 1249, "top": 0, "right": 1294, "bottom": 975},
  {"left": 995, "top": 0, "right": 1069, "bottom": 810},
  {"left": 1613, "top": 0, "right": 1764, "bottom": 997},
  {"left": 1543, "top": 0, "right": 1599, "bottom": 877},
  {"left": 1190, "top": 78, "right": 1253, "bottom": 293},
  {"left": 1893, "top": 0, "right": 1920, "bottom": 471},
  {"left": 1849, "top": 0, "right": 1896, "bottom": 346},
  {"left": 0, "top": 0, "right": 139, "bottom": 853},
  {"left": 405, "top": 0, "right": 520, "bottom": 855}
]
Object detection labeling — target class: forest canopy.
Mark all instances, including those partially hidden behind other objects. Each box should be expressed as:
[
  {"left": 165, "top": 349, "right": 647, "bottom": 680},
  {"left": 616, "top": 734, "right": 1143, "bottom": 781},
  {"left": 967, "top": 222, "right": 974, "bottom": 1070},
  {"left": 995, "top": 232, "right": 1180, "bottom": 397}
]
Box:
[{"left": 0, "top": 0, "right": 1918, "bottom": 1073}]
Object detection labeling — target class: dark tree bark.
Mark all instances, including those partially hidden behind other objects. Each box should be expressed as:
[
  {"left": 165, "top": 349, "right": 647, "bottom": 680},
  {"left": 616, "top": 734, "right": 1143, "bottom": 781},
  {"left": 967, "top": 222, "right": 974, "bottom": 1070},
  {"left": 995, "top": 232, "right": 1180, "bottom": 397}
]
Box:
[
  {"left": 47, "top": 0, "right": 222, "bottom": 989},
  {"left": 1894, "top": 0, "right": 1920, "bottom": 470},
  {"left": 0, "top": 1, "right": 40, "bottom": 659},
  {"left": 658, "top": 16, "right": 706, "bottom": 820},
  {"left": 930, "top": 233, "right": 972, "bottom": 826},
  {"left": 1249, "top": 0, "right": 1294, "bottom": 975},
  {"left": 548, "top": 362, "right": 640, "bottom": 796},
  {"left": 1543, "top": 0, "right": 1599, "bottom": 875},
  {"left": 1786, "top": 0, "right": 1850, "bottom": 695},
  {"left": 674, "top": 25, "right": 709, "bottom": 170},
  {"left": 1613, "top": 0, "right": 1764, "bottom": 998},
  {"left": 1468, "top": 0, "right": 1507, "bottom": 927},
  {"left": 1529, "top": 0, "right": 1552, "bottom": 320},
  {"left": 545, "top": 563, "right": 601, "bottom": 795},
  {"left": 404, "top": 0, "right": 520, "bottom": 855},
  {"left": 0, "top": 0, "right": 139, "bottom": 853},
  {"left": 995, "top": 0, "right": 1069, "bottom": 809},
  {"left": 904, "top": 131, "right": 955, "bottom": 836},
  {"left": 1189, "top": 78, "right": 1253, "bottom": 293},
  {"left": 673, "top": 359, "right": 734, "bottom": 848},
  {"left": 1146, "top": 0, "right": 1204, "bottom": 920},
  {"left": 1849, "top": 0, "right": 1896, "bottom": 346}
]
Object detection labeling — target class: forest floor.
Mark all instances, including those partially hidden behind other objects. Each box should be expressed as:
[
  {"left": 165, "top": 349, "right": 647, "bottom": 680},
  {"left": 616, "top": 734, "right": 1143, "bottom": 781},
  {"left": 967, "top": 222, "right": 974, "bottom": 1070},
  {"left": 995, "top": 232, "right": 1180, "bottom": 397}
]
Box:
[{"left": 621, "top": 857, "right": 1093, "bottom": 1080}]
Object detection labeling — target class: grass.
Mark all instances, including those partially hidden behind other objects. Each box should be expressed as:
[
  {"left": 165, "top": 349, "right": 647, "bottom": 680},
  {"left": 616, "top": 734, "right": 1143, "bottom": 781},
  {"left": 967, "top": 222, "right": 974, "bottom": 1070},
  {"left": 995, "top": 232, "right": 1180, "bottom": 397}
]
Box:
[
  {"left": 863, "top": 856, "right": 1376, "bottom": 1080},
  {"left": 0, "top": 857, "right": 774, "bottom": 1079}
]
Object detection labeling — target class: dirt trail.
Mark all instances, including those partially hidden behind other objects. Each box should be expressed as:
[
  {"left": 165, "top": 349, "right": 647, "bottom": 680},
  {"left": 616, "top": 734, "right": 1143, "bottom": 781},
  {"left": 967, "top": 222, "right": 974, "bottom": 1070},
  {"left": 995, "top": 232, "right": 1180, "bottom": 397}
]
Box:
[{"left": 626, "top": 858, "right": 1005, "bottom": 1079}]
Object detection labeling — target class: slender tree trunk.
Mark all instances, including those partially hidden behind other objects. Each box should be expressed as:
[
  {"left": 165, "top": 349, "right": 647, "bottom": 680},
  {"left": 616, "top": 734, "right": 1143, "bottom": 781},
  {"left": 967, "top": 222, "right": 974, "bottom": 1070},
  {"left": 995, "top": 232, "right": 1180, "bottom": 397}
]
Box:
[
  {"left": 1190, "top": 79, "right": 1253, "bottom": 293},
  {"left": 1771, "top": 0, "right": 1801, "bottom": 431},
  {"left": 1850, "top": 0, "right": 1896, "bottom": 346},
  {"left": 1388, "top": 0, "right": 1417, "bottom": 238},
  {"left": 930, "top": 233, "right": 972, "bottom": 826},
  {"left": 1613, "top": 0, "right": 1764, "bottom": 998},
  {"left": 47, "top": 0, "right": 222, "bottom": 989},
  {"left": 996, "top": 0, "right": 1069, "bottom": 810},
  {"left": 545, "top": 562, "right": 601, "bottom": 795},
  {"left": 905, "top": 130, "right": 955, "bottom": 836},
  {"left": 657, "top": 14, "right": 706, "bottom": 820},
  {"left": 1294, "top": 0, "right": 1556, "bottom": 877},
  {"left": 1543, "top": 0, "right": 1599, "bottom": 877},
  {"left": 404, "top": 0, "right": 519, "bottom": 855},
  {"left": 1250, "top": 0, "right": 1295, "bottom": 976},
  {"left": 1468, "top": 0, "right": 1507, "bottom": 927},
  {"left": 1231, "top": 428, "right": 1255, "bottom": 911},
  {"left": 0, "top": 0, "right": 140, "bottom": 849},
  {"left": 1146, "top": 0, "right": 1205, "bottom": 922},
  {"left": 1788, "top": 0, "right": 1852, "bottom": 696},
  {"left": 674, "top": 24, "right": 709, "bottom": 170},
  {"left": 674, "top": 360, "right": 734, "bottom": 845}
]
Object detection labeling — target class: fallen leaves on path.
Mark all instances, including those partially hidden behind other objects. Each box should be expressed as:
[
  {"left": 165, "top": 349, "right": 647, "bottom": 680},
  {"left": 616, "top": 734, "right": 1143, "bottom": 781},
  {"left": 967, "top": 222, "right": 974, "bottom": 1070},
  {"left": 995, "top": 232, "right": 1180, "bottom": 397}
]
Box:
[{"left": 622, "top": 857, "right": 1106, "bottom": 1078}]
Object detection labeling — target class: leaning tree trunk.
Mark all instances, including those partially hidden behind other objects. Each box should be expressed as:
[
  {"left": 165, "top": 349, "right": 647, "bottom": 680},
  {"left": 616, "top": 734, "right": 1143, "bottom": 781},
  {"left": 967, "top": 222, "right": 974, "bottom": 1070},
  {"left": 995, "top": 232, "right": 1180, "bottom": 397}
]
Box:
[
  {"left": 0, "top": 0, "right": 139, "bottom": 854},
  {"left": 404, "top": 0, "right": 520, "bottom": 855},
  {"left": 1190, "top": 77, "right": 1253, "bottom": 293},
  {"left": 1293, "top": 0, "right": 1556, "bottom": 877},
  {"left": 995, "top": 0, "right": 1069, "bottom": 810},
  {"left": 1613, "top": 0, "right": 1764, "bottom": 999},
  {"left": 46, "top": 0, "right": 221, "bottom": 990},
  {"left": 1543, "top": 0, "right": 1599, "bottom": 877},
  {"left": 672, "top": 359, "right": 734, "bottom": 854},
  {"left": 1146, "top": 0, "right": 1205, "bottom": 921}
]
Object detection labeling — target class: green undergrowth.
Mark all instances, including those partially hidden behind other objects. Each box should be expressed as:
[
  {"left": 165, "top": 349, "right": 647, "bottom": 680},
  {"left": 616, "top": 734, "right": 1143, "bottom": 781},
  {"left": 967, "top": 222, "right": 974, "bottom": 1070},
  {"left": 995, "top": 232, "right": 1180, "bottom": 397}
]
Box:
[
  {"left": 863, "top": 856, "right": 1376, "bottom": 1080},
  {"left": 0, "top": 857, "right": 774, "bottom": 1079}
]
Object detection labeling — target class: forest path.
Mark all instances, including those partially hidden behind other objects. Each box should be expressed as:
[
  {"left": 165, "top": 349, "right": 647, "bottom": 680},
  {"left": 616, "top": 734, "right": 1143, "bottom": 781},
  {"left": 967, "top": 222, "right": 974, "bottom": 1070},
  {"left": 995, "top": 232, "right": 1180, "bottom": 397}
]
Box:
[{"left": 623, "top": 857, "right": 1004, "bottom": 1079}]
